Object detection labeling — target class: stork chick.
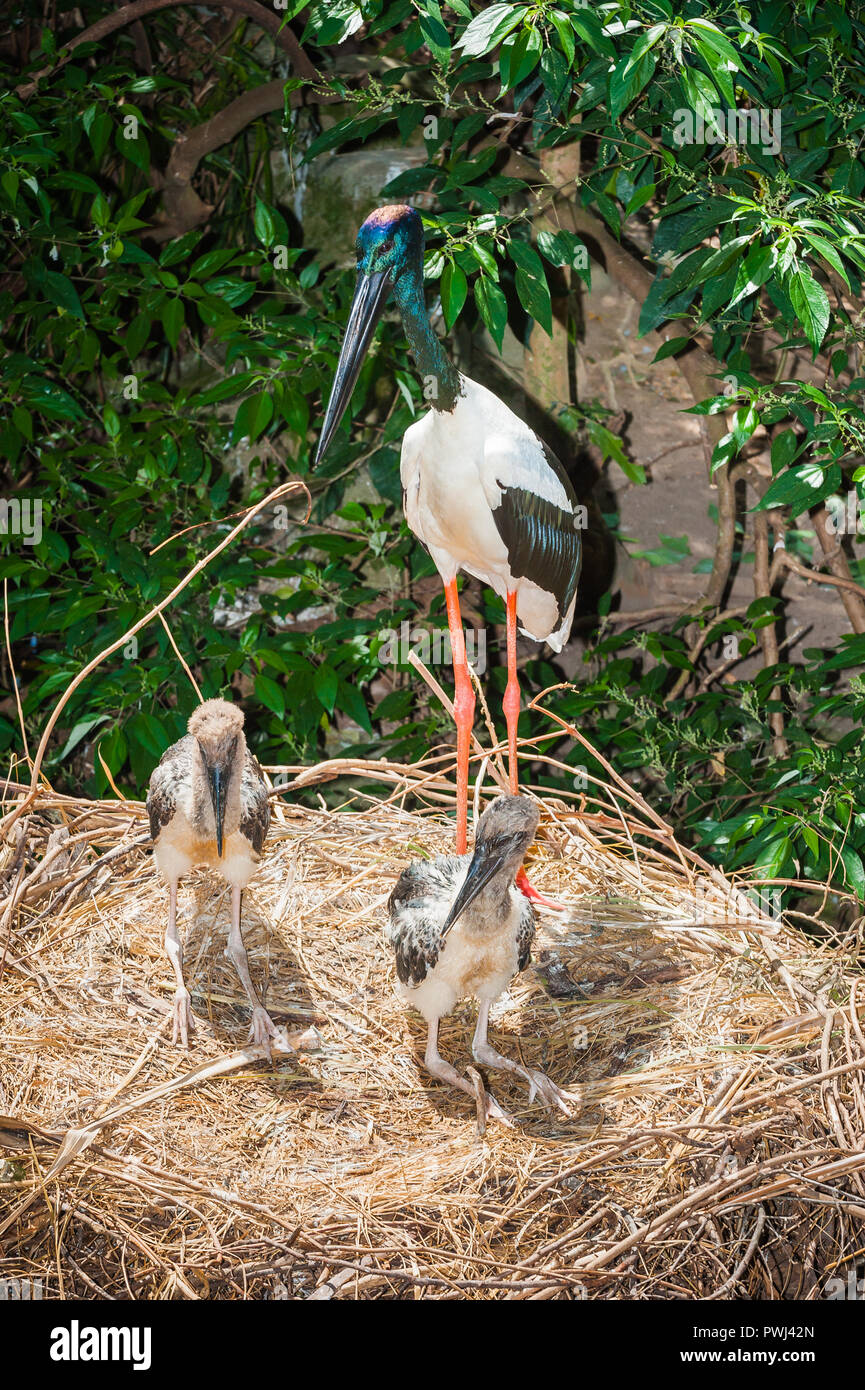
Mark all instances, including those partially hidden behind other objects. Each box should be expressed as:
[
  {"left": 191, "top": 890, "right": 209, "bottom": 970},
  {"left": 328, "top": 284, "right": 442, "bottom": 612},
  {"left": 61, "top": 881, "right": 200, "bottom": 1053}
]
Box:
[
  {"left": 147, "top": 698, "right": 275, "bottom": 1052},
  {"left": 387, "top": 795, "right": 578, "bottom": 1125}
]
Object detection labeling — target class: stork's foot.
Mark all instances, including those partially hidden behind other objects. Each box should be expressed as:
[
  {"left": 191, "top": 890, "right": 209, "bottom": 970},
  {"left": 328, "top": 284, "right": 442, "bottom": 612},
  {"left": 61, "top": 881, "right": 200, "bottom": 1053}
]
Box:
[
  {"left": 515, "top": 868, "right": 566, "bottom": 913},
  {"left": 171, "top": 987, "right": 196, "bottom": 1049},
  {"left": 472, "top": 1031, "right": 578, "bottom": 1118},
  {"left": 467, "top": 1066, "right": 515, "bottom": 1133},
  {"left": 248, "top": 1005, "right": 280, "bottom": 1060},
  {"left": 522, "top": 1067, "right": 580, "bottom": 1117}
]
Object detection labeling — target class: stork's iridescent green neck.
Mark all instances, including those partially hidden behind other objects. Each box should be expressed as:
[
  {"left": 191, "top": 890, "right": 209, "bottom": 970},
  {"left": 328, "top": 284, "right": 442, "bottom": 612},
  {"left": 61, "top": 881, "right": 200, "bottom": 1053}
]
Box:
[
  {"left": 314, "top": 204, "right": 462, "bottom": 466},
  {"left": 360, "top": 205, "right": 461, "bottom": 413}
]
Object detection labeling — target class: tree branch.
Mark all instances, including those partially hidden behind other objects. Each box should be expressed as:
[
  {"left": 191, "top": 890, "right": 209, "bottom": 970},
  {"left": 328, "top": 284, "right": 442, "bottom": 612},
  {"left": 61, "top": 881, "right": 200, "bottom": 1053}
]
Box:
[
  {"left": 154, "top": 78, "right": 344, "bottom": 241},
  {"left": 17, "top": 0, "right": 320, "bottom": 98},
  {"left": 753, "top": 512, "right": 788, "bottom": 756},
  {"left": 564, "top": 204, "right": 737, "bottom": 611},
  {"left": 811, "top": 505, "right": 865, "bottom": 635}
]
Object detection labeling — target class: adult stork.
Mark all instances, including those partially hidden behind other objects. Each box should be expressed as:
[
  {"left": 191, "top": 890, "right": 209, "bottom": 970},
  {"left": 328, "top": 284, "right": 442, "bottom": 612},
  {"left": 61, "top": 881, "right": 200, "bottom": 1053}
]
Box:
[
  {"left": 146, "top": 698, "right": 275, "bottom": 1053},
  {"left": 315, "top": 204, "right": 583, "bottom": 895}
]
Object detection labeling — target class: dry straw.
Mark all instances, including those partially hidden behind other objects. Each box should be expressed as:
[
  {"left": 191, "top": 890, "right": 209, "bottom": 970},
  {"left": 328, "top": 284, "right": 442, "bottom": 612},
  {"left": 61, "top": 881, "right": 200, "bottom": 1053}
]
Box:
[
  {"left": 2, "top": 739, "right": 864, "bottom": 1300},
  {"left": 1, "top": 496, "right": 864, "bottom": 1299}
]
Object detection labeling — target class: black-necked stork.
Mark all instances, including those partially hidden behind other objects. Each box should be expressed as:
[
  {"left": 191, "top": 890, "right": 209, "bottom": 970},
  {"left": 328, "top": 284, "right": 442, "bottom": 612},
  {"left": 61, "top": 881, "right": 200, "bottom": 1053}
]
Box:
[
  {"left": 315, "top": 204, "right": 582, "bottom": 894},
  {"left": 387, "top": 793, "right": 579, "bottom": 1125},
  {"left": 146, "top": 698, "right": 275, "bottom": 1052}
]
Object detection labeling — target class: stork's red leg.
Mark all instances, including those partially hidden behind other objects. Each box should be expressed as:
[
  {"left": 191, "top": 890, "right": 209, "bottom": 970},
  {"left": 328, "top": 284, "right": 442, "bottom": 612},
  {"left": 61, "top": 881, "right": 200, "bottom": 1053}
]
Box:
[
  {"left": 503, "top": 590, "right": 520, "bottom": 794},
  {"left": 444, "top": 577, "right": 475, "bottom": 855},
  {"left": 504, "top": 593, "right": 567, "bottom": 912}
]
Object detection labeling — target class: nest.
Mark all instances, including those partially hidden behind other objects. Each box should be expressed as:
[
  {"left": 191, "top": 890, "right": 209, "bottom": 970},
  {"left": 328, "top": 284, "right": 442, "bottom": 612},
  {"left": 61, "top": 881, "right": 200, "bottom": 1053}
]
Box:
[{"left": 1, "top": 751, "right": 864, "bottom": 1301}]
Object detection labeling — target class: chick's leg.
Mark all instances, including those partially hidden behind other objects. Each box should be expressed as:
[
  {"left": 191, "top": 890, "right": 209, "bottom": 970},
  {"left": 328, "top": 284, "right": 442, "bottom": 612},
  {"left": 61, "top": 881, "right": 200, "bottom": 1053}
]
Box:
[
  {"left": 424, "top": 1016, "right": 512, "bottom": 1129},
  {"left": 471, "top": 999, "right": 579, "bottom": 1116},
  {"left": 165, "top": 878, "right": 195, "bottom": 1047},
  {"left": 226, "top": 886, "right": 278, "bottom": 1058}
]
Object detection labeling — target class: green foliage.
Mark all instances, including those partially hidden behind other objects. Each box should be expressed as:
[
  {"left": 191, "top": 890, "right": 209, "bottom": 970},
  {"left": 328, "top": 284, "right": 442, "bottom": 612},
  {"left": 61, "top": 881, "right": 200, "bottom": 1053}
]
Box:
[
  {"left": 3, "top": 1, "right": 865, "bottom": 913},
  {"left": 539, "top": 621, "right": 865, "bottom": 908}
]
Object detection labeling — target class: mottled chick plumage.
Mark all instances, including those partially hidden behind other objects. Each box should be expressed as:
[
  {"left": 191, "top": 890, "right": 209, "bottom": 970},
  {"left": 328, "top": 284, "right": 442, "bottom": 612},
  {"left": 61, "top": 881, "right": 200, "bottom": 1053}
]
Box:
[
  {"left": 146, "top": 697, "right": 277, "bottom": 1053},
  {"left": 387, "top": 796, "right": 577, "bottom": 1124}
]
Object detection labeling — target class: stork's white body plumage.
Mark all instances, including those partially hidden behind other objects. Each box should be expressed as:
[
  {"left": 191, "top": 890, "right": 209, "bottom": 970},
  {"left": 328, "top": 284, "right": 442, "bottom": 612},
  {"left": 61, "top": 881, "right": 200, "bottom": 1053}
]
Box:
[
  {"left": 401, "top": 375, "right": 577, "bottom": 650},
  {"left": 315, "top": 204, "right": 583, "bottom": 869}
]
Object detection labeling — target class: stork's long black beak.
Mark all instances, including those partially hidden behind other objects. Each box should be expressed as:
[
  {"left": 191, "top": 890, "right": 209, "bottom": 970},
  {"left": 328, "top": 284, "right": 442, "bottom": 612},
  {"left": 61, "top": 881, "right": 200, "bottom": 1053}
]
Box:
[
  {"left": 314, "top": 269, "right": 391, "bottom": 466},
  {"left": 441, "top": 836, "right": 521, "bottom": 939},
  {"left": 205, "top": 761, "right": 228, "bottom": 858}
]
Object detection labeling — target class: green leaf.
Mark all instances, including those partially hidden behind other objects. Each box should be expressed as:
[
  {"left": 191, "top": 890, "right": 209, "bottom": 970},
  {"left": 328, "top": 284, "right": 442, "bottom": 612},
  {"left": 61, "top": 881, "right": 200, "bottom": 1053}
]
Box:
[
  {"left": 770, "top": 429, "right": 800, "bottom": 473},
  {"left": 699, "top": 235, "right": 753, "bottom": 280},
  {"left": 419, "top": 1, "right": 451, "bottom": 65},
  {"left": 255, "top": 673, "right": 285, "bottom": 718},
  {"left": 233, "top": 391, "right": 274, "bottom": 444},
  {"left": 610, "top": 50, "right": 656, "bottom": 122},
  {"left": 624, "top": 25, "right": 667, "bottom": 75},
  {"left": 161, "top": 298, "right": 184, "bottom": 349},
  {"left": 499, "top": 25, "right": 542, "bottom": 92},
  {"left": 103, "top": 403, "right": 120, "bottom": 440},
  {"left": 753, "top": 834, "right": 792, "bottom": 880},
  {"left": 626, "top": 183, "right": 656, "bottom": 219},
  {"left": 549, "top": 10, "right": 575, "bottom": 66},
  {"left": 457, "top": 3, "right": 527, "bottom": 56},
  {"left": 586, "top": 419, "right": 645, "bottom": 484},
  {"left": 754, "top": 462, "right": 842, "bottom": 514},
  {"left": 475, "top": 275, "right": 508, "bottom": 351},
  {"left": 440, "top": 261, "right": 467, "bottom": 329},
  {"left": 681, "top": 63, "right": 720, "bottom": 123},
  {"left": 801, "top": 232, "right": 850, "bottom": 288},
  {"left": 727, "top": 244, "right": 776, "bottom": 311},
  {"left": 40, "top": 270, "right": 85, "bottom": 322},
  {"left": 788, "top": 269, "right": 830, "bottom": 356},
  {"left": 254, "top": 198, "right": 275, "bottom": 249},
  {"left": 840, "top": 845, "right": 865, "bottom": 899},
  {"left": 128, "top": 713, "right": 171, "bottom": 762},
  {"left": 59, "top": 714, "right": 112, "bottom": 760},
  {"left": 314, "top": 662, "right": 339, "bottom": 713},
  {"left": 514, "top": 266, "right": 552, "bottom": 335},
  {"left": 652, "top": 336, "right": 689, "bottom": 362},
  {"left": 336, "top": 679, "right": 373, "bottom": 734},
  {"left": 570, "top": 11, "right": 616, "bottom": 58}
]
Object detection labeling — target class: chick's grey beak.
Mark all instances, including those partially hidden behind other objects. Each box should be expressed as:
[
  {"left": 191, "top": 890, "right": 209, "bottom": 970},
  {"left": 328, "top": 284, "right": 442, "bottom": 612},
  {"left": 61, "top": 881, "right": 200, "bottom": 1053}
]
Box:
[
  {"left": 441, "top": 838, "right": 518, "bottom": 938},
  {"left": 206, "top": 761, "right": 228, "bottom": 858},
  {"left": 314, "top": 269, "right": 391, "bottom": 466}
]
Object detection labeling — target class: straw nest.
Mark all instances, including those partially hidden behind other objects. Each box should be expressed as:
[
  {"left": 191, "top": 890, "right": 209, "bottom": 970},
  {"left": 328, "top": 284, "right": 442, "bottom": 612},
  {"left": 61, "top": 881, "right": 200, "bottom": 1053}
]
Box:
[{"left": 1, "top": 752, "right": 864, "bottom": 1301}]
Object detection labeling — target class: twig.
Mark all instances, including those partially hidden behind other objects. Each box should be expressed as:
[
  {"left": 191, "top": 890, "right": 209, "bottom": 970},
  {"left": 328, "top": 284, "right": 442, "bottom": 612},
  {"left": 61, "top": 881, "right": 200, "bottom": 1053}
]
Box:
[
  {"left": 0, "top": 481, "right": 309, "bottom": 841},
  {"left": 157, "top": 612, "right": 203, "bottom": 702},
  {"left": 2, "top": 578, "right": 30, "bottom": 765}
]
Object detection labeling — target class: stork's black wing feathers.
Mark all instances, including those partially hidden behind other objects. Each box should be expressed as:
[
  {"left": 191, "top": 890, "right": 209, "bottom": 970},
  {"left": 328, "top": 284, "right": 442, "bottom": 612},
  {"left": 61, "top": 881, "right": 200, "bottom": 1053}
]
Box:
[
  {"left": 517, "top": 897, "right": 536, "bottom": 974},
  {"left": 491, "top": 444, "right": 582, "bottom": 621},
  {"left": 146, "top": 735, "right": 193, "bottom": 842},
  {"left": 239, "top": 751, "right": 270, "bottom": 855},
  {"left": 387, "top": 855, "right": 462, "bottom": 987}
]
